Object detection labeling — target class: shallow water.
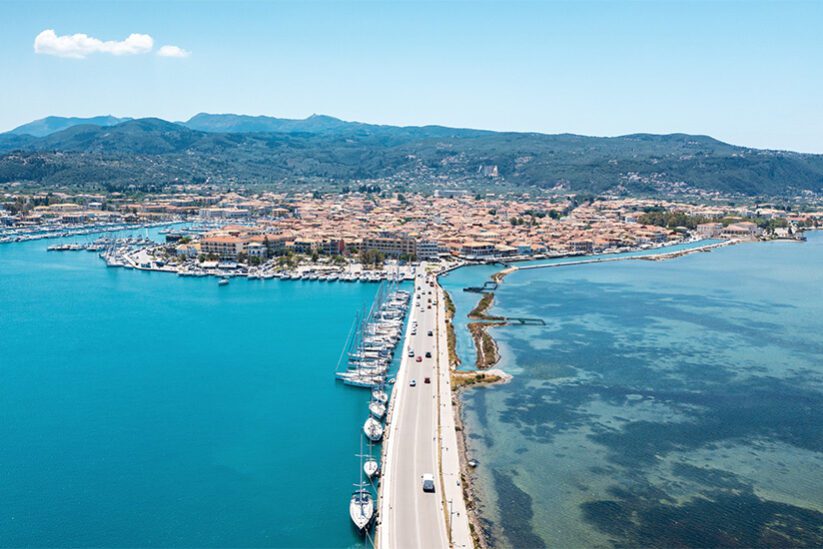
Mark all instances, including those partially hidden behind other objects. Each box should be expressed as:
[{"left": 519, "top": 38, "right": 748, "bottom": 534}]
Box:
[
  {"left": 0, "top": 230, "right": 383, "bottom": 547},
  {"left": 455, "top": 234, "right": 823, "bottom": 547}
]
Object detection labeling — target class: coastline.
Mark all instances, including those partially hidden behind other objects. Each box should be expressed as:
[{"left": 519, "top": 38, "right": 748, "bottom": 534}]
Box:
[
  {"left": 439, "top": 237, "right": 748, "bottom": 548},
  {"left": 439, "top": 275, "right": 512, "bottom": 549}
]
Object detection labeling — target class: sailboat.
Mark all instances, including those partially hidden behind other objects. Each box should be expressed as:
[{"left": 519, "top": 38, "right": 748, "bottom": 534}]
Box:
[
  {"left": 371, "top": 386, "right": 389, "bottom": 404},
  {"left": 363, "top": 416, "right": 384, "bottom": 442},
  {"left": 363, "top": 439, "right": 380, "bottom": 479},
  {"left": 350, "top": 438, "right": 375, "bottom": 534},
  {"left": 369, "top": 399, "right": 386, "bottom": 419}
]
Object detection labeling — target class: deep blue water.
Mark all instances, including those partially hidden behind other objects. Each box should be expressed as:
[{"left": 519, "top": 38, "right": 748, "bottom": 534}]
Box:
[
  {"left": 451, "top": 234, "right": 823, "bottom": 548},
  {"left": 0, "top": 230, "right": 380, "bottom": 547}
]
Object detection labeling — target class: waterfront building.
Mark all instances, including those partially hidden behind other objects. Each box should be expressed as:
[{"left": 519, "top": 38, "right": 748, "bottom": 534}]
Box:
[
  {"left": 722, "top": 222, "right": 763, "bottom": 240},
  {"left": 417, "top": 240, "right": 440, "bottom": 260},
  {"left": 697, "top": 222, "right": 724, "bottom": 238},
  {"left": 460, "top": 241, "right": 496, "bottom": 257},
  {"left": 361, "top": 232, "right": 418, "bottom": 258},
  {"left": 200, "top": 236, "right": 244, "bottom": 259}
]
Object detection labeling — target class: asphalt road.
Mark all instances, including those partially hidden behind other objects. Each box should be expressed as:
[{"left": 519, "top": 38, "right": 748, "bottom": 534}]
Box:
[{"left": 380, "top": 273, "right": 450, "bottom": 549}]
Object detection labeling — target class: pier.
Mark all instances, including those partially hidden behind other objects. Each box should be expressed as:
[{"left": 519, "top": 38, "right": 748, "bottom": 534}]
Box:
[{"left": 462, "top": 280, "right": 498, "bottom": 293}]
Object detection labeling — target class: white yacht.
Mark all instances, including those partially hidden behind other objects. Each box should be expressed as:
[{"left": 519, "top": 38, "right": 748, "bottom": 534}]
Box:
[{"left": 363, "top": 417, "right": 383, "bottom": 442}]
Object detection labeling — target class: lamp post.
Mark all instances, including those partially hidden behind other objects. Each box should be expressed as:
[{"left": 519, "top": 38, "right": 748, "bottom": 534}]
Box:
[{"left": 448, "top": 498, "right": 454, "bottom": 545}]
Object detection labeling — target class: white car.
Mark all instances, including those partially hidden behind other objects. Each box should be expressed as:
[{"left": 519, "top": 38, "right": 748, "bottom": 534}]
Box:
[
  {"left": 408, "top": 349, "right": 415, "bottom": 357},
  {"left": 422, "top": 473, "right": 435, "bottom": 492},
  {"left": 410, "top": 379, "right": 417, "bottom": 387}
]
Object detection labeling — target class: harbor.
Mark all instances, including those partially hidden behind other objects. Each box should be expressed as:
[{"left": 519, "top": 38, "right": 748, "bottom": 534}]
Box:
[
  {"left": 0, "top": 228, "right": 389, "bottom": 547},
  {"left": 0, "top": 220, "right": 182, "bottom": 244}
]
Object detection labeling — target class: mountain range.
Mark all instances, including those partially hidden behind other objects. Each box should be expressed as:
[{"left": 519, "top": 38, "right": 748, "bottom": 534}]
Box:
[{"left": 1, "top": 114, "right": 822, "bottom": 196}]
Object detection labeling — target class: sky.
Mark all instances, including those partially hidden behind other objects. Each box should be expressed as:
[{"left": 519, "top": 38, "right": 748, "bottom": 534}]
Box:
[{"left": 1, "top": 0, "right": 821, "bottom": 153}]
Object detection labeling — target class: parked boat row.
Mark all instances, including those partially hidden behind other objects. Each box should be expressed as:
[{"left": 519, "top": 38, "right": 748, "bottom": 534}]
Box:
[
  {"left": 351, "top": 439, "right": 378, "bottom": 535},
  {"left": 337, "top": 281, "right": 412, "bottom": 537},
  {"left": 49, "top": 236, "right": 154, "bottom": 252},
  {"left": 102, "top": 246, "right": 414, "bottom": 283},
  {"left": 0, "top": 221, "right": 178, "bottom": 244},
  {"left": 336, "top": 284, "right": 410, "bottom": 390}
]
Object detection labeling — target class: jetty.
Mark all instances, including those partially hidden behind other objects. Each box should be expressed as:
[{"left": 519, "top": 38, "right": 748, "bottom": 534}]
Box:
[{"left": 462, "top": 280, "right": 498, "bottom": 293}]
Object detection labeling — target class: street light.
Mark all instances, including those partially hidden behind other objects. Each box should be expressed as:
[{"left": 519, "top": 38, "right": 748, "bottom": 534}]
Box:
[{"left": 448, "top": 498, "right": 454, "bottom": 545}]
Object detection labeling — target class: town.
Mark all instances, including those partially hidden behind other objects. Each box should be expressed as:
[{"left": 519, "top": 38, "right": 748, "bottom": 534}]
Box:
[{"left": 2, "top": 188, "right": 818, "bottom": 278}]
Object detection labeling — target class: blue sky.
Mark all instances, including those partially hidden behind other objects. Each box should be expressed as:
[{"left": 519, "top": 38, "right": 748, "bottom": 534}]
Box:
[{"left": 1, "top": 0, "right": 821, "bottom": 152}]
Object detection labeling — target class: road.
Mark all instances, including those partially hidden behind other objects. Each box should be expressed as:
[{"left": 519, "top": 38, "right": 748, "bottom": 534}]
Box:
[
  {"left": 379, "top": 268, "right": 473, "bottom": 549},
  {"left": 380, "top": 272, "right": 449, "bottom": 549}
]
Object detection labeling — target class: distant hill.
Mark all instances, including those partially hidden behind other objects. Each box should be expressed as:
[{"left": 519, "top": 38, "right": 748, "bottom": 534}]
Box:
[
  {"left": 182, "top": 113, "right": 363, "bottom": 134},
  {"left": 1, "top": 115, "right": 822, "bottom": 196},
  {"left": 8, "top": 115, "right": 132, "bottom": 137}
]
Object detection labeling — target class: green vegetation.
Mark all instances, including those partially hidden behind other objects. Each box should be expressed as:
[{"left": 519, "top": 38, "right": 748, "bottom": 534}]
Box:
[
  {"left": 358, "top": 249, "right": 385, "bottom": 268},
  {"left": 468, "top": 292, "right": 505, "bottom": 321},
  {"left": 467, "top": 322, "right": 503, "bottom": 369},
  {"left": 639, "top": 211, "right": 710, "bottom": 229},
  {"left": 443, "top": 291, "right": 460, "bottom": 367},
  {"left": 2, "top": 117, "right": 822, "bottom": 196}
]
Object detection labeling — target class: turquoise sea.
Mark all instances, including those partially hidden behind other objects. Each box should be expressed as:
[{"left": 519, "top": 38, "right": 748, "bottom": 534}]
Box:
[
  {"left": 0, "top": 229, "right": 382, "bottom": 547},
  {"left": 444, "top": 235, "right": 823, "bottom": 547}
]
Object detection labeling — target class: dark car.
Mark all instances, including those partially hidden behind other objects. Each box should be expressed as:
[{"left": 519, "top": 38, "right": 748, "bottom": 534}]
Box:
[
  {"left": 427, "top": 330, "right": 433, "bottom": 337},
  {"left": 424, "top": 377, "right": 431, "bottom": 384},
  {"left": 425, "top": 351, "right": 432, "bottom": 358}
]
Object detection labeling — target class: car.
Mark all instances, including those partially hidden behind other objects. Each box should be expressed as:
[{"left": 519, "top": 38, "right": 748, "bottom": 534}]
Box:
[
  {"left": 427, "top": 305, "right": 431, "bottom": 309},
  {"left": 408, "top": 349, "right": 415, "bottom": 357},
  {"left": 410, "top": 379, "right": 417, "bottom": 387},
  {"left": 424, "top": 377, "right": 431, "bottom": 384},
  {"left": 428, "top": 330, "right": 433, "bottom": 337},
  {"left": 422, "top": 473, "right": 435, "bottom": 492},
  {"left": 416, "top": 356, "right": 423, "bottom": 363},
  {"left": 425, "top": 351, "right": 432, "bottom": 358}
]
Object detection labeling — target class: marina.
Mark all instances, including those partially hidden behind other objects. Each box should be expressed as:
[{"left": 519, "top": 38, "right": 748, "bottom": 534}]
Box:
[
  {"left": 0, "top": 221, "right": 181, "bottom": 244},
  {"left": 332, "top": 280, "right": 412, "bottom": 537},
  {"left": 93, "top": 237, "right": 416, "bottom": 283}
]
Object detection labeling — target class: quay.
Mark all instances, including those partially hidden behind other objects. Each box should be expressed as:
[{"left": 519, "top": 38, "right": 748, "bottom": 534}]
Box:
[{"left": 377, "top": 265, "right": 472, "bottom": 548}]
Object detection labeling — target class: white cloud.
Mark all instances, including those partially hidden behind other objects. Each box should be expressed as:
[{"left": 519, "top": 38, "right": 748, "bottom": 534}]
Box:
[
  {"left": 157, "top": 45, "right": 190, "bottom": 58},
  {"left": 34, "top": 29, "right": 154, "bottom": 59}
]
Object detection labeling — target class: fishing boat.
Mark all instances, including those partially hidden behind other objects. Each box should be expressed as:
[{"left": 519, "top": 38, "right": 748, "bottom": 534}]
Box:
[{"left": 363, "top": 417, "right": 383, "bottom": 442}]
